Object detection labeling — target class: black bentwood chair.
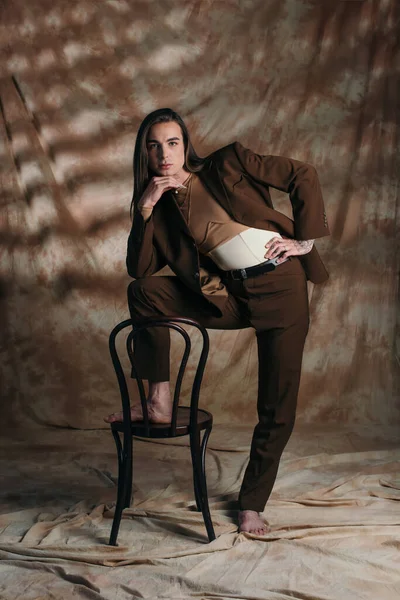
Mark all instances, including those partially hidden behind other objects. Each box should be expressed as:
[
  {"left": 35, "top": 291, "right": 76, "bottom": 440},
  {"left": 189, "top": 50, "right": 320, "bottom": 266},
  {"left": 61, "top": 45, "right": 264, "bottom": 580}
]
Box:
[{"left": 107, "top": 317, "right": 216, "bottom": 545}]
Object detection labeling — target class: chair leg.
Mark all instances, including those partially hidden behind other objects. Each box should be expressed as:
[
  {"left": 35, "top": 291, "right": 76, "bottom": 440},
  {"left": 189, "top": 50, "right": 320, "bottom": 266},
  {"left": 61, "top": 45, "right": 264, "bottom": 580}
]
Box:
[
  {"left": 191, "top": 435, "right": 203, "bottom": 513},
  {"left": 191, "top": 428, "right": 211, "bottom": 512},
  {"left": 199, "top": 426, "right": 215, "bottom": 542},
  {"left": 200, "top": 426, "right": 212, "bottom": 490},
  {"left": 109, "top": 433, "right": 133, "bottom": 546},
  {"left": 190, "top": 428, "right": 216, "bottom": 543},
  {"left": 124, "top": 435, "right": 133, "bottom": 509},
  {"left": 111, "top": 429, "right": 125, "bottom": 506}
]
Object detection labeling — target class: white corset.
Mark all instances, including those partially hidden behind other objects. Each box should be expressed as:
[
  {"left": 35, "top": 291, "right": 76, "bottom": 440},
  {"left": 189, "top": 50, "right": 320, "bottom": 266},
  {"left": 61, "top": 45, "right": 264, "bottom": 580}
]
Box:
[{"left": 207, "top": 228, "right": 282, "bottom": 270}]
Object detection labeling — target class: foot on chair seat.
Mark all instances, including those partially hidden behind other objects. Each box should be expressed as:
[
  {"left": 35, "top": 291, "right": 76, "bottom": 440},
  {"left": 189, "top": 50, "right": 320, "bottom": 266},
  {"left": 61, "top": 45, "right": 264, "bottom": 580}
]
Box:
[
  {"left": 104, "top": 380, "right": 173, "bottom": 424},
  {"left": 103, "top": 404, "right": 172, "bottom": 424},
  {"left": 238, "top": 510, "right": 270, "bottom": 536}
]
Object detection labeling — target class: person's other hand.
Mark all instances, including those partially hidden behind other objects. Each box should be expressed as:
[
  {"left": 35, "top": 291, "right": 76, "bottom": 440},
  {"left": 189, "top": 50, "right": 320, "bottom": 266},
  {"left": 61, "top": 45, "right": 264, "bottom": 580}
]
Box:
[
  {"left": 264, "top": 237, "right": 314, "bottom": 263},
  {"left": 138, "top": 176, "right": 185, "bottom": 210}
]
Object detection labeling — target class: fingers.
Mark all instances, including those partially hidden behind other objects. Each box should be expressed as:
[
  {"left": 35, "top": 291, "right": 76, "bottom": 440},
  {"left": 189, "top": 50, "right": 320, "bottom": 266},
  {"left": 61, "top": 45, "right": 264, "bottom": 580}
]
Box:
[
  {"left": 151, "top": 175, "right": 183, "bottom": 189},
  {"left": 275, "top": 251, "right": 290, "bottom": 264},
  {"left": 265, "top": 237, "right": 306, "bottom": 262},
  {"left": 142, "top": 176, "right": 185, "bottom": 208},
  {"left": 264, "top": 237, "right": 290, "bottom": 260}
]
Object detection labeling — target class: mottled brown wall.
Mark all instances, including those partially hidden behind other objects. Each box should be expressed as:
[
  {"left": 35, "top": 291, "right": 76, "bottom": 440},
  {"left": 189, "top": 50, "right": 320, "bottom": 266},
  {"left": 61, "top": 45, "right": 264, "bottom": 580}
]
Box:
[{"left": 0, "top": 0, "right": 399, "bottom": 431}]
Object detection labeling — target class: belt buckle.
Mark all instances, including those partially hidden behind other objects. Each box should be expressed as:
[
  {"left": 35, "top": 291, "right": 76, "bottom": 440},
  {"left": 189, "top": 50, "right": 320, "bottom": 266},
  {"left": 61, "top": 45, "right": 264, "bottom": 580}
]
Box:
[{"left": 231, "top": 268, "right": 247, "bottom": 280}]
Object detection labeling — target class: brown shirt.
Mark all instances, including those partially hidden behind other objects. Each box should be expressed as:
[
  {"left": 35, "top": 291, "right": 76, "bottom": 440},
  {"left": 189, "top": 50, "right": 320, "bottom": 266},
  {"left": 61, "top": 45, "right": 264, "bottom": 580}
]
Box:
[{"left": 141, "top": 173, "right": 249, "bottom": 254}]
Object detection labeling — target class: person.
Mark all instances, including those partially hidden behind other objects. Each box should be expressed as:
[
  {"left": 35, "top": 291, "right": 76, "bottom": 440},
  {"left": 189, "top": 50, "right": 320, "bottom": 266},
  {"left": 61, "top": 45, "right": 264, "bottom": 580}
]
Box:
[{"left": 105, "top": 108, "right": 330, "bottom": 536}]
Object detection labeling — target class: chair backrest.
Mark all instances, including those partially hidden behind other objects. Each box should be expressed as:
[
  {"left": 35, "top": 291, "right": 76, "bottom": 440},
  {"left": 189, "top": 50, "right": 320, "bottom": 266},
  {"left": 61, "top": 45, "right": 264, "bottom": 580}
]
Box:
[{"left": 109, "top": 317, "right": 210, "bottom": 436}]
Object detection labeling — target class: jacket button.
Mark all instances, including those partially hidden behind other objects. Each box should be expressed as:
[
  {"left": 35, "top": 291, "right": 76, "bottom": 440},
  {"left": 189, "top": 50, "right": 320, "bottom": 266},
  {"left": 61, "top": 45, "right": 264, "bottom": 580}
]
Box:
[{"left": 193, "top": 272, "right": 200, "bottom": 280}]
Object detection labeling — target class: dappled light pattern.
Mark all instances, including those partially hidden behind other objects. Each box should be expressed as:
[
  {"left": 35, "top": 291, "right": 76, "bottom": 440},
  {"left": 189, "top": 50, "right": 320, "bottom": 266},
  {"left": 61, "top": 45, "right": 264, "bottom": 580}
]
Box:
[
  {"left": 1, "top": 0, "right": 398, "bottom": 429},
  {"left": 0, "top": 1, "right": 399, "bottom": 598}
]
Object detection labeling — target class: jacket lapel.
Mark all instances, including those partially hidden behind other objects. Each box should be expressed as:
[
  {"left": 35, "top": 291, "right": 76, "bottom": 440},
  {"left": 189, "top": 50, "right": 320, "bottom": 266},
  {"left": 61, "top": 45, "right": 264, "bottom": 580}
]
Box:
[{"left": 152, "top": 190, "right": 198, "bottom": 271}]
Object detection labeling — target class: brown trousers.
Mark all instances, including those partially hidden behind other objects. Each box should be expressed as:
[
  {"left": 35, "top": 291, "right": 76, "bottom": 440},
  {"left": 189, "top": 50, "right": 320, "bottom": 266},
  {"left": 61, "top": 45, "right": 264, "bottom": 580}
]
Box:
[{"left": 127, "top": 257, "right": 309, "bottom": 512}]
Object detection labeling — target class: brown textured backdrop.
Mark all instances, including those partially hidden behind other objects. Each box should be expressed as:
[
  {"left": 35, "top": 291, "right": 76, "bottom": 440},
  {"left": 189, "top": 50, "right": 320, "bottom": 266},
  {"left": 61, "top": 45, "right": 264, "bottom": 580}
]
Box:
[
  {"left": 1, "top": 2, "right": 400, "bottom": 599},
  {"left": 1, "top": 0, "right": 398, "bottom": 431}
]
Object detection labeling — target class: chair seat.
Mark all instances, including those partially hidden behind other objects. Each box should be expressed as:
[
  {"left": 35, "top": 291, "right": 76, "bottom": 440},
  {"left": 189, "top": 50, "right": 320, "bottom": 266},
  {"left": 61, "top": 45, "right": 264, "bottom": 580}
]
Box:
[{"left": 110, "top": 406, "right": 213, "bottom": 438}]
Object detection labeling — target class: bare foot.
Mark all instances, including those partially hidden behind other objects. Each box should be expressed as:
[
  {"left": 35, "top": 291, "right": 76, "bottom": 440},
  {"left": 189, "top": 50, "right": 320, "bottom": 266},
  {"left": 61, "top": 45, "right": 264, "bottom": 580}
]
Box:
[
  {"left": 238, "top": 510, "right": 270, "bottom": 536},
  {"left": 104, "top": 381, "right": 172, "bottom": 424},
  {"left": 103, "top": 404, "right": 150, "bottom": 424},
  {"left": 103, "top": 405, "right": 173, "bottom": 424}
]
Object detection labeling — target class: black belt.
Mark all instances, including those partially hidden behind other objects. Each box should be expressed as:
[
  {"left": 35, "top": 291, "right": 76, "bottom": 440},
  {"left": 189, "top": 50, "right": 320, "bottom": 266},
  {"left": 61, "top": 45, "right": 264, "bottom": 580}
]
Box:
[{"left": 221, "top": 258, "right": 283, "bottom": 281}]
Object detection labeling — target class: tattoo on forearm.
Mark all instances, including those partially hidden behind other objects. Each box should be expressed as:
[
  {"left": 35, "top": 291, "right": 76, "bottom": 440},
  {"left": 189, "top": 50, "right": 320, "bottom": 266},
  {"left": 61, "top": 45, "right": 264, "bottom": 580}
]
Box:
[{"left": 295, "top": 239, "right": 314, "bottom": 254}]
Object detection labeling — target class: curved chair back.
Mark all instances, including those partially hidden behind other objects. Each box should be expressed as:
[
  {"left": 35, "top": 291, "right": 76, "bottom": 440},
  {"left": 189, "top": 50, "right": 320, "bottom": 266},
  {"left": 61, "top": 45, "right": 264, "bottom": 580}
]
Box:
[{"left": 108, "top": 317, "right": 210, "bottom": 437}]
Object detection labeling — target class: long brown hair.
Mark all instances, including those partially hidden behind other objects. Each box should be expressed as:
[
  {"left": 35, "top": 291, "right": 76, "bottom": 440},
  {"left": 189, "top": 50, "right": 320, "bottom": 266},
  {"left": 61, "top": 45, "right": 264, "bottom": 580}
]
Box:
[{"left": 131, "top": 108, "right": 205, "bottom": 216}]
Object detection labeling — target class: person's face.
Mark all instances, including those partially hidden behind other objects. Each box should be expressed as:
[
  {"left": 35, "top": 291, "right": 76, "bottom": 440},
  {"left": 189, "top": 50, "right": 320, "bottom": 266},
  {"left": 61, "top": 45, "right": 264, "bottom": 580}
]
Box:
[{"left": 146, "top": 121, "right": 187, "bottom": 181}]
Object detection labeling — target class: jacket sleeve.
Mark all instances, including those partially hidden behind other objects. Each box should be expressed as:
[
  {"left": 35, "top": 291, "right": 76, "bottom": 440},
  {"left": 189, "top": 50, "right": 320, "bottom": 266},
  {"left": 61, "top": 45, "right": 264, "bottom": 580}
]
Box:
[
  {"left": 126, "top": 205, "right": 167, "bottom": 278},
  {"left": 233, "top": 141, "right": 329, "bottom": 240}
]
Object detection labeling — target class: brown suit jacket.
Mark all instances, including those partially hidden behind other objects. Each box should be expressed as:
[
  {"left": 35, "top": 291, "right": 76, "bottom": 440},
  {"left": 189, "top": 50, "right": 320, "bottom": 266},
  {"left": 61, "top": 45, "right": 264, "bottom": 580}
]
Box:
[{"left": 127, "top": 142, "right": 330, "bottom": 317}]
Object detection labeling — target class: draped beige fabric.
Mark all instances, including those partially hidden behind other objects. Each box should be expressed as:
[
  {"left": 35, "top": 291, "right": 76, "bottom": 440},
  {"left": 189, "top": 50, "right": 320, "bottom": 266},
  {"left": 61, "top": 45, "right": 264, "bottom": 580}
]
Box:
[{"left": 0, "top": 1, "right": 399, "bottom": 599}]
